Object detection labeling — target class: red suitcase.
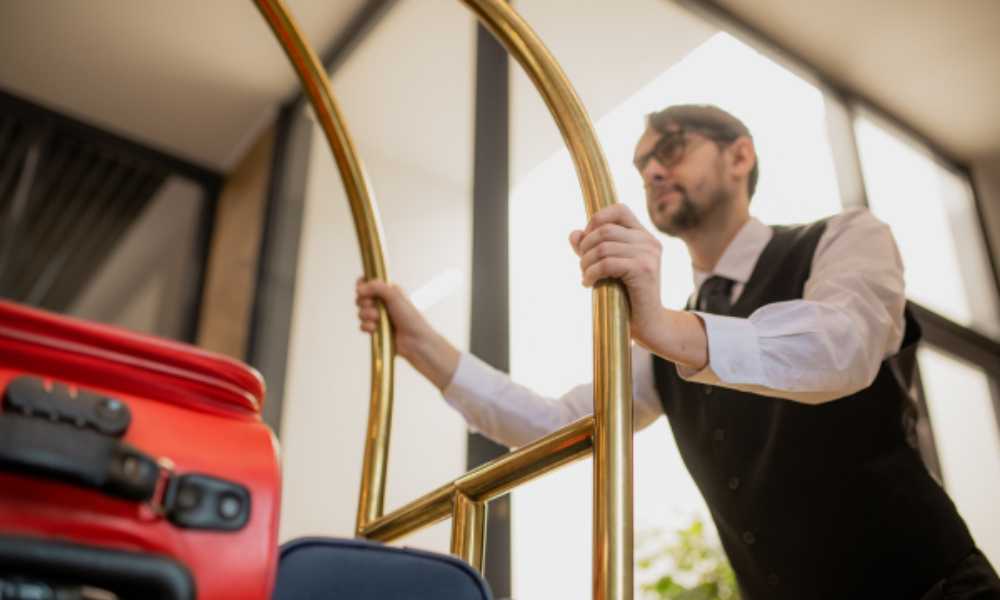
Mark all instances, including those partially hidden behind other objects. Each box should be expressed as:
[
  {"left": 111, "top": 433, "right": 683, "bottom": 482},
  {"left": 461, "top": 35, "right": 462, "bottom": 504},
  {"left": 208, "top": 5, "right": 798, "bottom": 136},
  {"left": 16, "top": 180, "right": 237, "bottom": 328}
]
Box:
[{"left": 0, "top": 300, "right": 281, "bottom": 599}]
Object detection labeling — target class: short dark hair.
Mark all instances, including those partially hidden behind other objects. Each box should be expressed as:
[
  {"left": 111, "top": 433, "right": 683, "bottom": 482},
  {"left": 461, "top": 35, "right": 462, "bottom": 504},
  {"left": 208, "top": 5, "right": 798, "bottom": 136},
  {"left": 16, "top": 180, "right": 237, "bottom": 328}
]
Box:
[{"left": 646, "top": 104, "right": 759, "bottom": 199}]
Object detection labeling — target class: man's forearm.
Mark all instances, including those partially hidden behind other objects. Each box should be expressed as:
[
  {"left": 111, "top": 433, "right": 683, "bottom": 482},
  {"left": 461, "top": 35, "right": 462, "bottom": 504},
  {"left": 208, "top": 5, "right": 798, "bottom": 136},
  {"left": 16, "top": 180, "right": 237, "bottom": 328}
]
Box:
[
  {"left": 400, "top": 331, "right": 461, "bottom": 391},
  {"left": 636, "top": 308, "right": 709, "bottom": 372}
]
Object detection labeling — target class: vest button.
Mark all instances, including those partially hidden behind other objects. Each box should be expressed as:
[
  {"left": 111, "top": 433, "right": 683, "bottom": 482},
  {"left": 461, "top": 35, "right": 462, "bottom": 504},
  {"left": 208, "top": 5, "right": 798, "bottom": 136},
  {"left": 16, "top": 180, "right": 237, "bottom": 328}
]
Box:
[
  {"left": 767, "top": 573, "right": 780, "bottom": 586},
  {"left": 703, "top": 386, "right": 713, "bottom": 395},
  {"left": 728, "top": 476, "right": 741, "bottom": 490},
  {"left": 742, "top": 531, "right": 755, "bottom": 545},
  {"left": 712, "top": 428, "right": 725, "bottom": 442}
]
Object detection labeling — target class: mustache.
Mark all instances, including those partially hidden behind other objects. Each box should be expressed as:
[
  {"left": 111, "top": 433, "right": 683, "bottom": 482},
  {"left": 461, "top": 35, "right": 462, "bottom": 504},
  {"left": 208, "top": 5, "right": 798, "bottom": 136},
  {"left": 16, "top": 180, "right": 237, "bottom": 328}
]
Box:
[{"left": 645, "top": 182, "right": 685, "bottom": 197}]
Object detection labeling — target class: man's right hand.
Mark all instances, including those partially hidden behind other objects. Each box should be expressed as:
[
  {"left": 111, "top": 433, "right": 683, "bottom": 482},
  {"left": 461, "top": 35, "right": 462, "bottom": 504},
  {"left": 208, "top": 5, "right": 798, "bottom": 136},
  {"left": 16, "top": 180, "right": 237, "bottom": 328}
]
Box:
[{"left": 355, "top": 278, "right": 460, "bottom": 390}]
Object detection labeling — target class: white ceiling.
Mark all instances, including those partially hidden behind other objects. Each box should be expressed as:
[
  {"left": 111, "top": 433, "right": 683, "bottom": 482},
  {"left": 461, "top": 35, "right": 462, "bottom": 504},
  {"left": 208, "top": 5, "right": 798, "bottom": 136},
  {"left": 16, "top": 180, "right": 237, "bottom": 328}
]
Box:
[
  {"left": 0, "top": 0, "right": 367, "bottom": 171},
  {"left": 1, "top": 1, "right": 997, "bottom": 173},
  {"left": 711, "top": 0, "right": 1000, "bottom": 162}
]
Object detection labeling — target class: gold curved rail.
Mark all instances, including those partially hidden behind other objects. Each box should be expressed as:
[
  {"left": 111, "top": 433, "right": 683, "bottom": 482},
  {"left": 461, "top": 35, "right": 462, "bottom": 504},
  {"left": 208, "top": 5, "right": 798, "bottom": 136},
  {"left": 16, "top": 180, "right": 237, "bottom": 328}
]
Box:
[
  {"left": 255, "top": 1, "right": 633, "bottom": 598},
  {"left": 253, "top": 0, "right": 394, "bottom": 533}
]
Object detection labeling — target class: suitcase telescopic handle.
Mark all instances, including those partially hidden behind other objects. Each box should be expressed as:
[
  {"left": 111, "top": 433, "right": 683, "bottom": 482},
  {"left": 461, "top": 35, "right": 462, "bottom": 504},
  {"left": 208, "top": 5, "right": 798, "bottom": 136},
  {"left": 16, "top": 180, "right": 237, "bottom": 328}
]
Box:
[{"left": 0, "top": 535, "right": 195, "bottom": 600}]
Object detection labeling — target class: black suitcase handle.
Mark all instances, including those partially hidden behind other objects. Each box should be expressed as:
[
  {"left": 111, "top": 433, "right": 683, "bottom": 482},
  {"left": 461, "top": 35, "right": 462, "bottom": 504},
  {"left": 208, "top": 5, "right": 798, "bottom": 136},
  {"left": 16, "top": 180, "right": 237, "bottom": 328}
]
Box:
[
  {"left": 0, "top": 377, "right": 252, "bottom": 532},
  {"left": 0, "top": 535, "right": 195, "bottom": 600},
  {"left": 0, "top": 415, "right": 252, "bottom": 532},
  {"left": 0, "top": 415, "right": 160, "bottom": 502}
]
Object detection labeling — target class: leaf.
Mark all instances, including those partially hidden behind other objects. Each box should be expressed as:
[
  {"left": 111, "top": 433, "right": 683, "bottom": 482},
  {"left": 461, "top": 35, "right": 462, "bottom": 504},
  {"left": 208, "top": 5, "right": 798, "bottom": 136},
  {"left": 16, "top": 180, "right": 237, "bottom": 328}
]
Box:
[{"left": 635, "top": 516, "right": 742, "bottom": 599}]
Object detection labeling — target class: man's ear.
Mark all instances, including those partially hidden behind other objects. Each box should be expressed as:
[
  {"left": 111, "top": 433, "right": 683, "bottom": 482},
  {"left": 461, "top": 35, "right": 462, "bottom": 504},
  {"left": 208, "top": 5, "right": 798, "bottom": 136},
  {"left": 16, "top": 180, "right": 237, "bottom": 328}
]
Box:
[{"left": 728, "top": 136, "right": 756, "bottom": 180}]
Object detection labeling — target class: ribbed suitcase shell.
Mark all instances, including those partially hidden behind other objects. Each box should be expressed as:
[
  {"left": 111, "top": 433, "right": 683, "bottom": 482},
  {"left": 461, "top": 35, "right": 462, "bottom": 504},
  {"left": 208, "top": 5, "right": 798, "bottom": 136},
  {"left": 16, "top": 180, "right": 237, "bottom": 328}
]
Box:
[{"left": 0, "top": 301, "right": 281, "bottom": 599}]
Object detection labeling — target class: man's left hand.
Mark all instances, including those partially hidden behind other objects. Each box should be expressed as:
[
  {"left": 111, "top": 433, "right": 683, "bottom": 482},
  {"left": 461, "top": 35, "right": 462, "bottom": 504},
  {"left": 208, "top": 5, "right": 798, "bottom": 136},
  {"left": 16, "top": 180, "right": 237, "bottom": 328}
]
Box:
[{"left": 570, "top": 203, "right": 664, "bottom": 347}]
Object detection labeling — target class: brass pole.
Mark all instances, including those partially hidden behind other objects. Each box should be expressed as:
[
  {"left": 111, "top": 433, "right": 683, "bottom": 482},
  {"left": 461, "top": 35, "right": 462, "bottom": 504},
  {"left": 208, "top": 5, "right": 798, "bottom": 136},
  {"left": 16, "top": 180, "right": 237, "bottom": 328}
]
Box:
[
  {"left": 458, "top": 2, "right": 634, "bottom": 598},
  {"left": 253, "top": 0, "right": 395, "bottom": 533},
  {"left": 451, "top": 494, "right": 487, "bottom": 573}
]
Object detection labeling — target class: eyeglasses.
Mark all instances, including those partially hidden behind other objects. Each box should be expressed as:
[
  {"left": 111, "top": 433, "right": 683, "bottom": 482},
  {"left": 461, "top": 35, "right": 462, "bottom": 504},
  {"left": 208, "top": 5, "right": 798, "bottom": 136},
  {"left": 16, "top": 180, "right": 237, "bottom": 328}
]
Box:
[{"left": 633, "top": 127, "right": 735, "bottom": 172}]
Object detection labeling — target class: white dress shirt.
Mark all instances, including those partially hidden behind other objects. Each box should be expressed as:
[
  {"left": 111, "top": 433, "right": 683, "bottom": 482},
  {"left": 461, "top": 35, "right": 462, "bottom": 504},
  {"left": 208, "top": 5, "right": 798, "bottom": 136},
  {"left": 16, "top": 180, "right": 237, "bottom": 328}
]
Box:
[{"left": 443, "top": 208, "right": 907, "bottom": 447}]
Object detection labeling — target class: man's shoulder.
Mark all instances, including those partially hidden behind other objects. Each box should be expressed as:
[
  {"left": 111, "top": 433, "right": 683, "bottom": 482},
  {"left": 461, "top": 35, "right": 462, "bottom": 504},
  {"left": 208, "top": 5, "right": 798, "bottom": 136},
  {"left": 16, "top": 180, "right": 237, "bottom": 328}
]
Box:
[
  {"left": 824, "top": 206, "right": 886, "bottom": 229},
  {"left": 767, "top": 208, "right": 893, "bottom": 250},
  {"left": 764, "top": 207, "right": 884, "bottom": 230},
  {"left": 810, "top": 207, "right": 901, "bottom": 266}
]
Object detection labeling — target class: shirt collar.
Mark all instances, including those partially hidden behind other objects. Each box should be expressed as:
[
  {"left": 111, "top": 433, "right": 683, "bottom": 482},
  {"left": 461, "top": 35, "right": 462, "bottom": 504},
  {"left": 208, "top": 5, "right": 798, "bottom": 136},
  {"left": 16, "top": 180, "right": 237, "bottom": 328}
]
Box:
[{"left": 692, "top": 217, "right": 773, "bottom": 289}]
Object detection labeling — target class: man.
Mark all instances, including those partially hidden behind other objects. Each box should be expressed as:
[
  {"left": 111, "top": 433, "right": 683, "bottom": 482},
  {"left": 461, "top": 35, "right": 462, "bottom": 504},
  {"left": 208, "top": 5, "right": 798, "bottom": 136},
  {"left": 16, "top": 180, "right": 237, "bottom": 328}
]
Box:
[{"left": 356, "top": 105, "right": 1000, "bottom": 599}]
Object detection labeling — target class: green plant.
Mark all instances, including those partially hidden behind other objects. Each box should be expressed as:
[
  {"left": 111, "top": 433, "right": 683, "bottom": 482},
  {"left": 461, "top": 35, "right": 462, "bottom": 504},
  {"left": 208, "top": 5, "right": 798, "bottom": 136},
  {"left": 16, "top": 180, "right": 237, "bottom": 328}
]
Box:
[{"left": 636, "top": 516, "right": 740, "bottom": 600}]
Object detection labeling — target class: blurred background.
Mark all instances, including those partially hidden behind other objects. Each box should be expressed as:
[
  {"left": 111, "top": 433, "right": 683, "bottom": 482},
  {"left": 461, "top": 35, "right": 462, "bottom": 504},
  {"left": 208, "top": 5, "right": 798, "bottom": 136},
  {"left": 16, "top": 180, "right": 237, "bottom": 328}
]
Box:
[{"left": 1, "top": 1, "right": 998, "bottom": 597}]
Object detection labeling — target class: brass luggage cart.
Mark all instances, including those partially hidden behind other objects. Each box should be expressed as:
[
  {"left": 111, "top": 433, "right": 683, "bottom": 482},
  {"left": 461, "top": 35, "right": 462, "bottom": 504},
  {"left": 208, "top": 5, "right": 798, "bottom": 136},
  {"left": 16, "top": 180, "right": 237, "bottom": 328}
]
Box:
[{"left": 257, "top": 2, "right": 635, "bottom": 598}]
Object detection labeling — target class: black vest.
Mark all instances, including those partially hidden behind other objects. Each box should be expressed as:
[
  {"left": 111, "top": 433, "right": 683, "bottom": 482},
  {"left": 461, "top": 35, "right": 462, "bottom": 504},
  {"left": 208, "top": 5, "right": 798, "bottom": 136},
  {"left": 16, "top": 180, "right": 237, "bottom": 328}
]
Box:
[{"left": 652, "top": 219, "right": 973, "bottom": 600}]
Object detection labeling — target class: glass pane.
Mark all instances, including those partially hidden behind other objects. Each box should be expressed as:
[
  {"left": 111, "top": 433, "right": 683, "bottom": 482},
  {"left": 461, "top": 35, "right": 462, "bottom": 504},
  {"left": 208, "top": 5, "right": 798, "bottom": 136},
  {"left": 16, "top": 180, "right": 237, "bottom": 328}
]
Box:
[
  {"left": 855, "top": 112, "right": 1000, "bottom": 338},
  {"left": 509, "top": 9, "right": 845, "bottom": 596},
  {"left": 918, "top": 345, "right": 1000, "bottom": 568}
]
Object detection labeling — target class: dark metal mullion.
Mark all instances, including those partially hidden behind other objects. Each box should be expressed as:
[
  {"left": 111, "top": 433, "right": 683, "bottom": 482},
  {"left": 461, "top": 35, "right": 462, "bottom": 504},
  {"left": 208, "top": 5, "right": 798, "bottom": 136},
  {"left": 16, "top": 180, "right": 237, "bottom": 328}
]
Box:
[
  {"left": 5, "top": 152, "right": 114, "bottom": 296},
  {"left": 0, "top": 117, "right": 15, "bottom": 156},
  {"left": 30, "top": 139, "right": 90, "bottom": 222},
  {"left": 911, "top": 303, "right": 1000, "bottom": 372},
  {"left": 913, "top": 303, "right": 1000, "bottom": 449},
  {"left": 959, "top": 90, "right": 1000, "bottom": 450},
  {"left": 246, "top": 106, "right": 312, "bottom": 432},
  {"left": 16, "top": 162, "right": 135, "bottom": 303},
  {"left": 966, "top": 170, "right": 1000, "bottom": 322},
  {"left": 183, "top": 182, "right": 221, "bottom": 344},
  {"left": 32, "top": 165, "right": 156, "bottom": 307},
  {"left": 8, "top": 137, "right": 84, "bottom": 278},
  {"left": 468, "top": 19, "right": 511, "bottom": 598},
  {"left": 989, "top": 378, "right": 1000, "bottom": 459},
  {"left": 6, "top": 151, "right": 114, "bottom": 295},
  {"left": 0, "top": 131, "right": 44, "bottom": 289},
  {"left": 909, "top": 360, "right": 943, "bottom": 482},
  {"left": 43, "top": 170, "right": 166, "bottom": 311},
  {"left": 19, "top": 137, "right": 79, "bottom": 234},
  {"left": 0, "top": 118, "right": 22, "bottom": 206}
]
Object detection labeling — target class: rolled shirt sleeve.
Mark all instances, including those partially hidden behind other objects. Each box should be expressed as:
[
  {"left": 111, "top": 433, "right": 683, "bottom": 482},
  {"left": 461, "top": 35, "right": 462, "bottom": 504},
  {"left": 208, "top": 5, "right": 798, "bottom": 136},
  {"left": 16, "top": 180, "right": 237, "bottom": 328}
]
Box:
[
  {"left": 681, "top": 208, "right": 906, "bottom": 404},
  {"left": 444, "top": 345, "right": 664, "bottom": 447}
]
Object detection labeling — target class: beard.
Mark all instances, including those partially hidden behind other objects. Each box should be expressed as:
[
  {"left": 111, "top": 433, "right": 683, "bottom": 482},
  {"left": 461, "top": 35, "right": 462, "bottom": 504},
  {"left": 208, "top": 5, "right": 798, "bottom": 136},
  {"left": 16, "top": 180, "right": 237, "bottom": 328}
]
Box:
[{"left": 647, "top": 180, "right": 730, "bottom": 237}]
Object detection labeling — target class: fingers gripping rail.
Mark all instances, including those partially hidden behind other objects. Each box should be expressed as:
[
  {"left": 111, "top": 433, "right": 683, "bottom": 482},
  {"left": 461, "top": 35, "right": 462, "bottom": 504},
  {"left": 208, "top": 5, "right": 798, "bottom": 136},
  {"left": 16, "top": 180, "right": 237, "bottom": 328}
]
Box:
[{"left": 254, "top": 1, "right": 634, "bottom": 598}]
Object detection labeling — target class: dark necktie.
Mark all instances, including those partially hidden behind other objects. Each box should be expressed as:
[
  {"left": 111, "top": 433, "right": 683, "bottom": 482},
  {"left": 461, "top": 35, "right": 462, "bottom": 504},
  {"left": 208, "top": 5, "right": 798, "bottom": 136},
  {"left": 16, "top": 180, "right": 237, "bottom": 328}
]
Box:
[{"left": 697, "top": 275, "right": 735, "bottom": 315}]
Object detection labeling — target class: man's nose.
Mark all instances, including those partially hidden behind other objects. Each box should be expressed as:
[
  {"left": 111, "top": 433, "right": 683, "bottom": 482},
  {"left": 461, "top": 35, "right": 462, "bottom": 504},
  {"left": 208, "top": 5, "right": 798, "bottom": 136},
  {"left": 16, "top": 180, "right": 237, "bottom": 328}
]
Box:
[{"left": 642, "top": 159, "right": 669, "bottom": 185}]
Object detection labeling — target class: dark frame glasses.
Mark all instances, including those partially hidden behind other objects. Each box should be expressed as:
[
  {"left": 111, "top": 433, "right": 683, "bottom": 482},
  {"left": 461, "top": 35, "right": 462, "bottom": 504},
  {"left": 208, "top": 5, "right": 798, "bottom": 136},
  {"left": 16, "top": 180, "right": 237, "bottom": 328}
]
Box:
[{"left": 634, "top": 126, "right": 740, "bottom": 172}]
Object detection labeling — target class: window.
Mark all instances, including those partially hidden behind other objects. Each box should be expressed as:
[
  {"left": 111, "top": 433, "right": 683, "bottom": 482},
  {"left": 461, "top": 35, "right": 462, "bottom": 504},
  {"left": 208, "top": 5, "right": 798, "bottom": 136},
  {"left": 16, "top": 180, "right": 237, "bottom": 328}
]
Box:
[{"left": 855, "top": 111, "right": 1000, "bottom": 338}]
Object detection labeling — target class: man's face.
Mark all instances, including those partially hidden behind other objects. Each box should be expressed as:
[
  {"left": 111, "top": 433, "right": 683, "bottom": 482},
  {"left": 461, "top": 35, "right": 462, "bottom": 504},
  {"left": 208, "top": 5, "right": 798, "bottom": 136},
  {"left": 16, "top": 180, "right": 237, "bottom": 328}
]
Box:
[{"left": 633, "top": 126, "right": 731, "bottom": 237}]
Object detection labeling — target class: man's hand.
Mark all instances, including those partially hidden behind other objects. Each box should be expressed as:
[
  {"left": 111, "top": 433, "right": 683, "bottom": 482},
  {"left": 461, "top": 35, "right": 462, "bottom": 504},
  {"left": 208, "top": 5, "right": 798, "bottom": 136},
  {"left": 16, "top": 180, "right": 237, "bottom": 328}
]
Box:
[
  {"left": 570, "top": 204, "right": 665, "bottom": 347},
  {"left": 356, "top": 278, "right": 460, "bottom": 390}
]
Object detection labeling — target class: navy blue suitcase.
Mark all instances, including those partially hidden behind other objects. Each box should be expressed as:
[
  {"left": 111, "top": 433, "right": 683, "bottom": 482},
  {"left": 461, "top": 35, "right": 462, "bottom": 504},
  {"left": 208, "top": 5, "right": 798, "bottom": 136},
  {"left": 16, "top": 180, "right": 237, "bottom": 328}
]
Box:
[{"left": 272, "top": 537, "right": 493, "bottom": 600}]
